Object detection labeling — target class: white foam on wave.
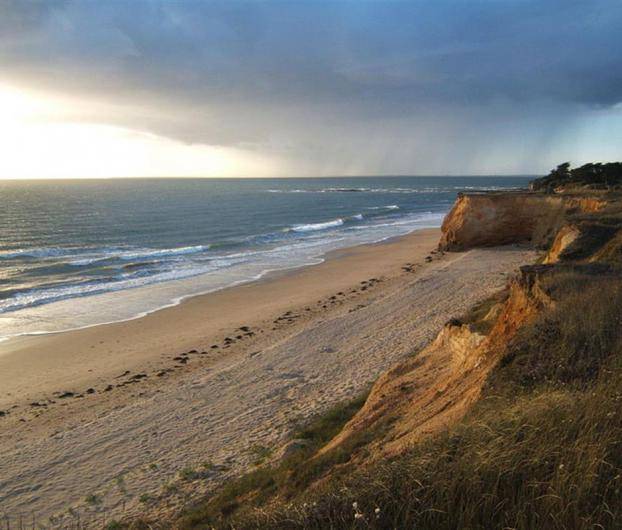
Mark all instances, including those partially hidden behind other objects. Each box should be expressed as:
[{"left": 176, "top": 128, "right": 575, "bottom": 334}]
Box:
[
  {"left": 69, "top": 257, "right": 106, "bottom": 266},
  {"left": 367, "top": 204, "right": 399, "bottom": 210},
  {"left": 289, "top": 218, "right": 344, "bottom": 232},
  {"left": 0, "top": 254, "right": 245, "bottom": 314},
  {"left": 347, "top": 211, "right": 446, "bottom": 231},
  {"left": 116, "top": 245, "right": 209, "bottom": 261},
  {"left": 266, "top": 189, "right": 308, "bottom": 193},
  {"left": 2, "top": 243, "right": 211, "bottom": 265},
  {"left": 67, "top": 244, "right": 210, "bottom": 266},
  {"left": 0, "top": 247, "right": 74, "bottom": 260}
]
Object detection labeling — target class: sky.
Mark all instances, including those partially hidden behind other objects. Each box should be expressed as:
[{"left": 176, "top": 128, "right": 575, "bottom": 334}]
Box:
[{"left": 0, "top": 0, "right": 621, "bottom": 179}]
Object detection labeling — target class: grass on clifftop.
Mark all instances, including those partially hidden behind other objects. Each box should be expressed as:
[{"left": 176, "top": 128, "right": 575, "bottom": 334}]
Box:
[{"left": 180, "top": 270, "right": 622, "bottom": 530}]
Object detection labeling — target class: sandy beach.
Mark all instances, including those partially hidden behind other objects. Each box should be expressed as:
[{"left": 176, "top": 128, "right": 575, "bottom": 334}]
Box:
[{"left": 0, "top": 228, "right": 536, "bottom": 521}]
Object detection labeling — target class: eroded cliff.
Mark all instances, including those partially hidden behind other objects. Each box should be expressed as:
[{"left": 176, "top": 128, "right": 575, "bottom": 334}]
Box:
[
  {"left": 322, "top": 264, "right": 551, "bottom": 456},
  {"left": 439, "top": 192, "right": 606, "bottom": 251}
]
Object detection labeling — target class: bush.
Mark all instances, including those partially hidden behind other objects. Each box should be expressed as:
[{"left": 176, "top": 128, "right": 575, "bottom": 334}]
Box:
[{"left": 530, "top": 162, "right": 622, "bottom": 192}]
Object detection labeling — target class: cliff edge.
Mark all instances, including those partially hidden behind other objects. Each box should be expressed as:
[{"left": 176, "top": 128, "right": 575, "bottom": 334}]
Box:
[
  {"left": 321, "top": 263, "right": 550, "bottom": 457},
  {"left": 439, "top": 191, "right": 605, "bottom": 251}
]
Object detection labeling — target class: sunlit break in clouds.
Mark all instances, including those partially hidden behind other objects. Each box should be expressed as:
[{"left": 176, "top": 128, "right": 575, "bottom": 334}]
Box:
[
  {"left": 1, "top": 0, "right": 622, "bottom": 178},
  {"left": 0, "top": 84, "right": 278, "bottom": 179}
]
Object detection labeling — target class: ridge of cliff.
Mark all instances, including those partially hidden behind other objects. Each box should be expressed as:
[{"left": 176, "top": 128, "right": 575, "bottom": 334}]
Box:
[
  {"left": 320, "top": 263, "right": 550, "bottom": 457},
  {"left": 438, "top": 191, "right": 607, "bottom": 251}
]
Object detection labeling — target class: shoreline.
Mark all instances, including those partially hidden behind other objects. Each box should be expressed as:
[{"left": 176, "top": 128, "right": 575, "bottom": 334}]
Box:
[
  {"left": 0, "top": 224, "right": 443, "bottom": 344},
  {"left": 0, "top": 228, "right": 440, "bottom": 409}
]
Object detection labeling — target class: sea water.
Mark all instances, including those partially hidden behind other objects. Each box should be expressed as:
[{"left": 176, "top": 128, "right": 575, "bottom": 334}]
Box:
[{"left": 0, "top": 176, "right": 531, "bottom": 339}]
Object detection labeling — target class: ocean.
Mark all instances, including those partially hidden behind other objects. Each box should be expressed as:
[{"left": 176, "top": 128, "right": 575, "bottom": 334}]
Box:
[{"left": 0, "top": 176, "right": 531, "bottom": 340}]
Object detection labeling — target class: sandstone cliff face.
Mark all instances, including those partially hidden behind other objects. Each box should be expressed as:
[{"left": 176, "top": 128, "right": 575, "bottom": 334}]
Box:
[
  {"left": 322, "top": 266, "right": 550, "bottom": 457},
  {"left": 321, "top": 189, "right": 615, "bottom": 462},
  {"left": 544, "top": 222, "right": 622, "bottom": 264},
  {"left": 439, "top": 192, "right": 606, "bottom": 251},
  {"left": 543, "top": 224, "right": 581, "bottom": 263}
]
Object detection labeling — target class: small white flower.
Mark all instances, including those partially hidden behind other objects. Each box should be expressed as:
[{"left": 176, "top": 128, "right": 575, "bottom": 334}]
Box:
[
  {"left": 352, "top": 501, "right": 358, "bottom": 509},
  {"left": 375, "top": 507, "right": 380, "bottom": 514},
  {"left": 559, "top": 463, "right": 565, "bottom": 470},
  {"left": 354, "top": 513, "right": 364, "bottom": 520}
]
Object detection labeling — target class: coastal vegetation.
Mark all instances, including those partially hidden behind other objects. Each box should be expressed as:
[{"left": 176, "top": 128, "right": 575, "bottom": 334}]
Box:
[
  {"left": 530, "top": 161, "right": 622, "bottom": 192},
  {"left": 144, "top": 164, "right": 622, "bottom": 530}
]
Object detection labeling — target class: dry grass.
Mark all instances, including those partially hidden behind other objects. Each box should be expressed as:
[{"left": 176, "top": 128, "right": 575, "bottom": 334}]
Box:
[
  {"left": 188, "top": 271, "right": 622, "bottom": 530},
  {"left": 241, "top": 381, "right": 622, "bottom": 530},
  {"left": 490, "top": 270, "right": 622, "bottom": 391}
]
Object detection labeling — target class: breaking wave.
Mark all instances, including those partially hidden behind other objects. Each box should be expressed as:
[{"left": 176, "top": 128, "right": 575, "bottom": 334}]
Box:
[{"left": 288, "top": 218, "right": 345, "bottom": 232}]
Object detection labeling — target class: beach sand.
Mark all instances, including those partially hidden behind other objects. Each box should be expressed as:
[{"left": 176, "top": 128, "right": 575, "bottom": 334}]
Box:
[{"left": 0, "top": 229, "right": 536, "bottom": 521}]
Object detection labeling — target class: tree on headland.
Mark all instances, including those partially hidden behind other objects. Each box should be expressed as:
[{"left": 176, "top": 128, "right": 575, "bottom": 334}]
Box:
[{"left": 530, "top": 161, "right": 622, "bottom": 192}]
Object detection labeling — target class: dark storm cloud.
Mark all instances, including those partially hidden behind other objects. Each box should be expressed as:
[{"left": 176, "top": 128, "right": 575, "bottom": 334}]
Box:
[{"left": 1, "top": 0, "right": 621, "bottom": 174}]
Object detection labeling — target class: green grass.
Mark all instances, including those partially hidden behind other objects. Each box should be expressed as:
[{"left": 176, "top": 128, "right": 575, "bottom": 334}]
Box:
[
  {"left": 84, "top": 494, "right": 101, "bottom": 506},
  {"left": 202, "top": 460, "right": 216, "bottom": 472},
  {"left": 249, "top": 444, "right": 273, "bottom": 465},
  {"left": 139, "top": 493, "right": 153, "bottom": 504},
  {"left": 291, "top": 394, "right": 369, "bottom": 444}
]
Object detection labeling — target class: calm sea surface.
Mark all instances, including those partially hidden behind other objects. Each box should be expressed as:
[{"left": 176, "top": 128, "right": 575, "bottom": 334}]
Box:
[{"left": 0, "top": 176, "right": 531, "bottom": 339}]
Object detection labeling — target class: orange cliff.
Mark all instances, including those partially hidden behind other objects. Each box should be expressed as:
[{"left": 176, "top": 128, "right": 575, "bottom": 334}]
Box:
[
  {"left": 321, "top": 189, "right": 608, "bottom": 459},
  {"left": 438, "top": 192, "right": 605, "bottom": 251},
  {"left": 322, "top": 265, "right": 552, "bottom": 457},
  {"left": 320, "top": 190, "right": 615, "bottom": 462}
]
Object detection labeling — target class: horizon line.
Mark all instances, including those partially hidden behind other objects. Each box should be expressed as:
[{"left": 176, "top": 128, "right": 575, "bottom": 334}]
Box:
[{"left": 0, "top": 174, "right": 540, "bottom": 182}]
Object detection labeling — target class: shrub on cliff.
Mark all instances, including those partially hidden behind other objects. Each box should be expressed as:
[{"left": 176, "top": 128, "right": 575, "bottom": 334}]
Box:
[{"left": 530, "top": 162, "right": 622, "bottom": 192}]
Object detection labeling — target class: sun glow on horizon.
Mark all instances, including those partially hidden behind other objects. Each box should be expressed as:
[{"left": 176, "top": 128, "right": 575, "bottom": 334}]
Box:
[{"left": 0, "top": 84, "right": 279, "bottom": 179}]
